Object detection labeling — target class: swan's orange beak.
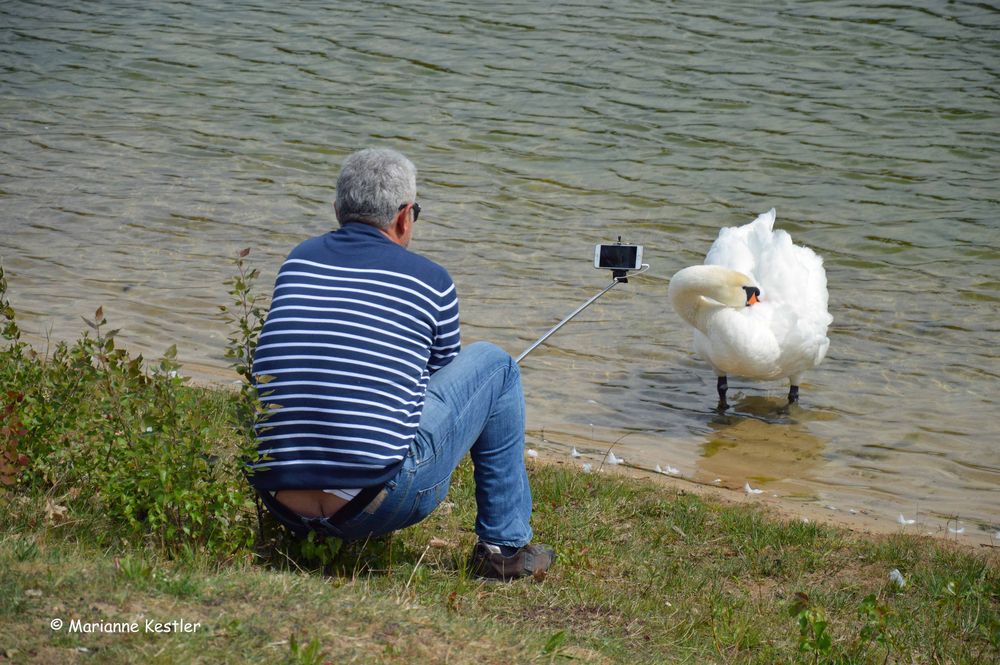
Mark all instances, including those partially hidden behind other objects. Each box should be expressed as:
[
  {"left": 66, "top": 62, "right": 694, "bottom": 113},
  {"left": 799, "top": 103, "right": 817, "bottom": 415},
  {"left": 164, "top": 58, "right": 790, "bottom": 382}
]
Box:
[{"left": 743, "top": 286, "right": 760, "bottom": 306}]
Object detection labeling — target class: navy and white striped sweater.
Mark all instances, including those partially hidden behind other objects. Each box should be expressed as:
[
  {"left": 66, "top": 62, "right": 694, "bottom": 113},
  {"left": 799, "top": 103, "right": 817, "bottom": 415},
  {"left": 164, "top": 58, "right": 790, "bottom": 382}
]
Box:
[{"left": 248, "top": 223, "right": 460, "bottom": 491}]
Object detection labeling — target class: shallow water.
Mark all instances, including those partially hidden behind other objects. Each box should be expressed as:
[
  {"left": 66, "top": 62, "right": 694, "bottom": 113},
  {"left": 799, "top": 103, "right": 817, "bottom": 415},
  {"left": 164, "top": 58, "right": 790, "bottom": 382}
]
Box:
[{"left": 1, "top": 1, "right": 998, "bottom": 538}]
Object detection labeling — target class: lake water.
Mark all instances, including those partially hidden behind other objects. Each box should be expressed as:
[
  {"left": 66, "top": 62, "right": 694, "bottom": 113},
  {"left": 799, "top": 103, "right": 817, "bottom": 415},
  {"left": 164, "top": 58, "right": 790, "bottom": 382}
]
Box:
[{"left": 2, "top": 1, "right": 997, "bottom": 540}]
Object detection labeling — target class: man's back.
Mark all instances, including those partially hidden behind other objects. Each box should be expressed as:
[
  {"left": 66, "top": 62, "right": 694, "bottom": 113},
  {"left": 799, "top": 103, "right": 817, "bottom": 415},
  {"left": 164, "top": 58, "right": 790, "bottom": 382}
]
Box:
[{"left": 248, "top": 223, "right": 460, "bottom": 492}]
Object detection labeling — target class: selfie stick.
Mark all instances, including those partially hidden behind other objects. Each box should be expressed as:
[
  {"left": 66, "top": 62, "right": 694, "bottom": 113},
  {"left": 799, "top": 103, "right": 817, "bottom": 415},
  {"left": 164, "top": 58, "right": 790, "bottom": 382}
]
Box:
[{"left": 515, "top": 270, "right": 630, "bottom": 364}]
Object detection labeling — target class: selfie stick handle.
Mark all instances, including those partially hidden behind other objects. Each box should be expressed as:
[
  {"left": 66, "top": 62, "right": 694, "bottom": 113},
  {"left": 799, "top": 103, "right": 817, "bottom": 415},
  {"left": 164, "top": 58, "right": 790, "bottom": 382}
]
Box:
[{"left": 515, "top": 276, "right": 624, "bottom": 364}]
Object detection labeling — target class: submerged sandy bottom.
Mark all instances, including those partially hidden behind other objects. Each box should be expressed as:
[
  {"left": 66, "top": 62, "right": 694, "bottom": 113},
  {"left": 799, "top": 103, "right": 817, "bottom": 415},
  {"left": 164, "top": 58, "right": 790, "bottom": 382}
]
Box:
[{"left": 525, "top": 431, "right": 999, "bottom": 550}]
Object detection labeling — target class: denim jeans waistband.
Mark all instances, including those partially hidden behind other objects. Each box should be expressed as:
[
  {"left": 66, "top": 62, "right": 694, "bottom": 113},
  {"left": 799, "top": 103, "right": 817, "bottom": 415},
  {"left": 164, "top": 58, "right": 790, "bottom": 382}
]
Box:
[{"left": 256, "top": 485, "right": 383, "bottom": 538}]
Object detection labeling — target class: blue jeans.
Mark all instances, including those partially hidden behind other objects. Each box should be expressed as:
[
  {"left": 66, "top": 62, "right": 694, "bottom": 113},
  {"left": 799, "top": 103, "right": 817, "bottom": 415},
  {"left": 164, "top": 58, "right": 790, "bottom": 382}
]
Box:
[{"left": 297, "top": 342, "right": 534, "bottom": 548}]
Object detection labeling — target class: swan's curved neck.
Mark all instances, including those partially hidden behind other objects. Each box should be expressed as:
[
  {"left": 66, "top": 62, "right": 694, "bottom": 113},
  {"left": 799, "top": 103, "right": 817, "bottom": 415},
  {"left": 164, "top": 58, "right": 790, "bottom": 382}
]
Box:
[{"left": 668, "top": 265, "right": 753, "bottom": 332}]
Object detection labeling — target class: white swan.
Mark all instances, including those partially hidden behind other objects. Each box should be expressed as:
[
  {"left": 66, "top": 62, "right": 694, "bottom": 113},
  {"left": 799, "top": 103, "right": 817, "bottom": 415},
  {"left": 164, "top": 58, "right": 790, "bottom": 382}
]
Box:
[{"left": 668, "top": 209, "right": 832, "bottom": 408}]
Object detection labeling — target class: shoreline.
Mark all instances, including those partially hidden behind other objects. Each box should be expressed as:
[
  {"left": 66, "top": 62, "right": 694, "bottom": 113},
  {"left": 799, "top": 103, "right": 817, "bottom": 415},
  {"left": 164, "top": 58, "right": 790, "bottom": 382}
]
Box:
[
  {"left": 523, "top": 437, "right": 1000, "bottom": 550},
  {"left": 163, "top": 355, "right": 1000, "bottom": 550},
  {"left": 14, "top": 322, "right": 997, "bottom": 549}
]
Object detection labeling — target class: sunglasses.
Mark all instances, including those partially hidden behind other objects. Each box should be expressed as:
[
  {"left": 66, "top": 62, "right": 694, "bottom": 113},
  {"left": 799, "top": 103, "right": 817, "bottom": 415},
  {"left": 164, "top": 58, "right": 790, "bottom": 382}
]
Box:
[{"left": 398, "top": 201, "right": 421, "bottom": 223}]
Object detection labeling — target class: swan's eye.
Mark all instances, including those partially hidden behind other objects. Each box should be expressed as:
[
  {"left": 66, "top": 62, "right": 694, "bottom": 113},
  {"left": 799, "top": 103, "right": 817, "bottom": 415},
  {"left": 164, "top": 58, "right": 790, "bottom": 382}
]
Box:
[{"left": 743, "top": 286, "right": 760, "bottom": 306}]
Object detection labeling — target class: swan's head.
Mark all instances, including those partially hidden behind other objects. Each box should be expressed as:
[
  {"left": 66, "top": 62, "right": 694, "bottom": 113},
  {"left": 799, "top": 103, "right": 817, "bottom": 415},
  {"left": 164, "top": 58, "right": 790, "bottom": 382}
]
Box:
[{"left": 669, "top": 265, "right": 761, "bottom": 310}]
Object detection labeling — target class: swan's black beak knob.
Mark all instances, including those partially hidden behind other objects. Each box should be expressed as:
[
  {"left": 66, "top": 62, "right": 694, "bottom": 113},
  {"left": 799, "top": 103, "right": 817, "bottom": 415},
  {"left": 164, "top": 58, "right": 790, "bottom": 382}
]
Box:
[{"left": 743, "top": 286, "right": 760, "bottom": 306}]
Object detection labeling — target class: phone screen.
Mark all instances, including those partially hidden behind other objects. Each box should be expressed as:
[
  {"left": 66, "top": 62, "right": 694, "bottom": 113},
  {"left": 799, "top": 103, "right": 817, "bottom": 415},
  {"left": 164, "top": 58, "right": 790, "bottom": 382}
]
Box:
[{"left": 597, "top": 244, "right": 639, "bottom": 270}]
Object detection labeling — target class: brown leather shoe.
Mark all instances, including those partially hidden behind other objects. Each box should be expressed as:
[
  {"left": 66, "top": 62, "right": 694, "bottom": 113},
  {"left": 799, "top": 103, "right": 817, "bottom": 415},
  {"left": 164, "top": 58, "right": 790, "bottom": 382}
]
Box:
[{"left": 468, "top": 541, "right": 556, "bottom": 580}]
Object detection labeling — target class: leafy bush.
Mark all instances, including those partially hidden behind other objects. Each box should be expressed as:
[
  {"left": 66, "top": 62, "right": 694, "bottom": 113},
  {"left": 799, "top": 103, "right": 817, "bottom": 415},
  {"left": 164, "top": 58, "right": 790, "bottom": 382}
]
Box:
[{"left": 0, "top": 259, "right": 259, "bottom": 558}]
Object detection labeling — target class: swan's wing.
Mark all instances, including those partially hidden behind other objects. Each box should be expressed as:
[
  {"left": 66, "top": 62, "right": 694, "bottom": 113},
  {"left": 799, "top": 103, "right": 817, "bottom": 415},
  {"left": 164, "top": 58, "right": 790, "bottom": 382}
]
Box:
[
  {"left": 757, "top": 240, "right": 829, "bottom": 311},
  {"left": 704, "top": 208, "right": 776, "bottom": 281},
  {"left": 775, "top": 310, "right": 832, "bottom": 375},
  {"left": 712, "top": 209, "right": 832, "bottom": 332},
  {"left": 757, "top": 238, "right": 833, "bottom": 375}
]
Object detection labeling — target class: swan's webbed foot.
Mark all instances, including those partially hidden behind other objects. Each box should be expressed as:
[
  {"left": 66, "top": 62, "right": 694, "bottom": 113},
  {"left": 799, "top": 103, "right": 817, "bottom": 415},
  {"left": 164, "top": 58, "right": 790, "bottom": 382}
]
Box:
[
  {"left": 717, "top": 376, "right": 729, "bottom": 410},
  {"left": 788, "top": 385, "right": 799, "bottom": 403}
]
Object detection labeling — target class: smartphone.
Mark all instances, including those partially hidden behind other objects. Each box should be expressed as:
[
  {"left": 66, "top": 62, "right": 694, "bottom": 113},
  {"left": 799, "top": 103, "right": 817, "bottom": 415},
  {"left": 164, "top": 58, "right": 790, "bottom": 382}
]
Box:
[{"left": 594, "top": 243, "right": 643, "bottom": 271}]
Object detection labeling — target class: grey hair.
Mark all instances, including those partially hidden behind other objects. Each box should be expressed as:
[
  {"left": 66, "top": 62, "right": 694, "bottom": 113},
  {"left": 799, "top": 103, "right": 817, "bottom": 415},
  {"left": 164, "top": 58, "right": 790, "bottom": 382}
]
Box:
[{"left": 335, "top": 148, "right": 417, "bottom": 229}]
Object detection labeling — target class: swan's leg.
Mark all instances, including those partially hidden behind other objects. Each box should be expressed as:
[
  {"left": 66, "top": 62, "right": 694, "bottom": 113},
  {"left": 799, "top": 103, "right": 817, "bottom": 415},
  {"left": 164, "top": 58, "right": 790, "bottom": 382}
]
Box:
[
  {"left": 717, "top": 376, "right": 729, "bottom": 409},
  {"left": 787, "top": 374, "right": 801, "bottom": 404}
]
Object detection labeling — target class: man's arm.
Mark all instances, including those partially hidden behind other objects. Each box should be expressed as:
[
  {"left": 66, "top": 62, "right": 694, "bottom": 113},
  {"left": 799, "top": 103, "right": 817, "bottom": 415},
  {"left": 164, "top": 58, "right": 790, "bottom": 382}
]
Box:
[{"left": 428, "top": 284, "right": 460, "bottom": 373}]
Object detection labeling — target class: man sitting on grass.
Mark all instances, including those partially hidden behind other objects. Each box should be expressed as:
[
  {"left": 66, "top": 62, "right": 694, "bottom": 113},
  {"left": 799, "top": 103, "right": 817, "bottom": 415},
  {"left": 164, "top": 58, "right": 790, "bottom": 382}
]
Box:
[{"left": 248, "top": 147, "right": 554, "bottom": 580}]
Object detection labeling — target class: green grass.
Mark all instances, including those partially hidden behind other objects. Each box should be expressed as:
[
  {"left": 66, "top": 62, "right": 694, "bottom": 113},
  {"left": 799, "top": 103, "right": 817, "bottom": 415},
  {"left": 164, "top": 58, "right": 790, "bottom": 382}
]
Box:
[{"left": 2, "top": 460, "right": 998, "bottom": 664}]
